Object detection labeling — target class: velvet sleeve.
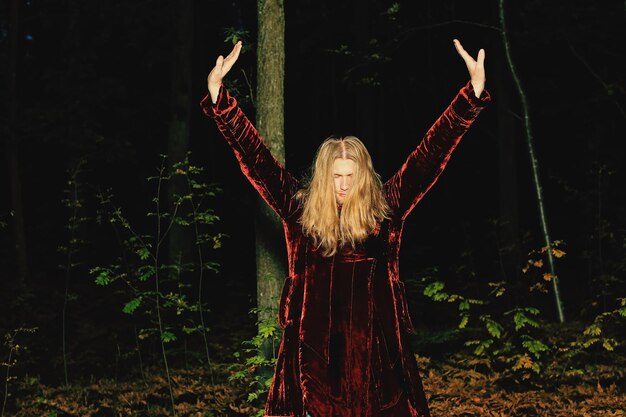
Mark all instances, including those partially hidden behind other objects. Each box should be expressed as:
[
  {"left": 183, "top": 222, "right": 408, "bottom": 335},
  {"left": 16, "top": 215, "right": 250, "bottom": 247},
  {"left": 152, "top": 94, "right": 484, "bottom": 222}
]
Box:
[
  {"left": 384, "top": 81, "right": 491, "bottom": 220},
  {"left": 200, "top": 85, "right": 299, "bottom": 221}
]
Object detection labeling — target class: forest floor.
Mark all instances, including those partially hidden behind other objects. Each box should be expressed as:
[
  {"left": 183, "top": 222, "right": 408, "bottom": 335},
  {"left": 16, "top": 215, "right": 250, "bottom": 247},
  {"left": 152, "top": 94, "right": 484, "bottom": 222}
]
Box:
[{"left": 7, "top": 351, "right": 626, "bottom": 417}]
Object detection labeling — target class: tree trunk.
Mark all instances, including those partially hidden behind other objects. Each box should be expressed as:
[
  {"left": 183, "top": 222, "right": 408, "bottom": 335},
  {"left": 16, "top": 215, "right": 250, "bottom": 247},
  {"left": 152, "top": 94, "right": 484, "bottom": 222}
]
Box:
[
  {"left": 6, "top": 0, "right": 29, "bottom": 289},
  {"left": 256, "top": 0, "right": 287, "bottom": 360},
  {"left": 168, "top": 0, "right": 194, "bottom": 269}
]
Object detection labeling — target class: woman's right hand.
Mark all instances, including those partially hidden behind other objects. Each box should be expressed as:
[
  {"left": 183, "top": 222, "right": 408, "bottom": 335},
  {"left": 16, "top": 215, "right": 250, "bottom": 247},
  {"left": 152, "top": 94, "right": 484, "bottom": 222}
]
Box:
[{"left": 207, "top": 40, "right": 242, "bottom": 104}]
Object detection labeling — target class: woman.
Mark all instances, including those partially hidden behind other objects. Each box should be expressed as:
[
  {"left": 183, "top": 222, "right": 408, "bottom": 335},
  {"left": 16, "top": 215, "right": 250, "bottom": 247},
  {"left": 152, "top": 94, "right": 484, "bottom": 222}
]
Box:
[{"left": 201, "top": 39, "right": 490, "bottom": 417}]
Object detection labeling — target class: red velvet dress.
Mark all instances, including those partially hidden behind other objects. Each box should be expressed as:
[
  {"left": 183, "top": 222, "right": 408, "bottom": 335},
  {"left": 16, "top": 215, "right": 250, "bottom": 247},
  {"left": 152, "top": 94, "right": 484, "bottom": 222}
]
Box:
[{"left": 200, "top": 81, "right": 490, "bottom": 417}]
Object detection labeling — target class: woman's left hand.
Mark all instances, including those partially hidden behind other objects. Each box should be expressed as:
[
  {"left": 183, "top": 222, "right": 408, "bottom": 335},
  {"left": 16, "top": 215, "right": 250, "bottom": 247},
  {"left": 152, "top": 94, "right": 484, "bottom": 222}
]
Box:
[{"left": 453, "top": 39, "right": 486, "bottom": 98}]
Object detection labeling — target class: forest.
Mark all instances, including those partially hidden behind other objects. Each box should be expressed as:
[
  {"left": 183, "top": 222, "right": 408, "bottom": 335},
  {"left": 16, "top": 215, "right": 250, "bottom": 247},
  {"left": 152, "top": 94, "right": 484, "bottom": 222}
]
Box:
[{"left": 1, "top": 0, "right": 625, "bottom": 416}]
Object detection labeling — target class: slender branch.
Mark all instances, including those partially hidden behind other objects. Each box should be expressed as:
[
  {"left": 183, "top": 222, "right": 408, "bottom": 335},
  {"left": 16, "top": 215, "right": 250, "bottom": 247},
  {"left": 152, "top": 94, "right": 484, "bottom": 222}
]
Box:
[
  {"left": 240, "top": 68, "right": 255, "bottom": 107},
  {"left": 1, "top": 347, "right": 13, "bottom": 417},
  {"left": 154, "top": 158, "right": 176, "bottom": 415},
  {"left": 404, "top": 19, "right": 502, "bottom": 33},
  {"left": 568, "top": 43, "right": 626, "bottom": 119},
  {"left": 499, "top": 0, "right": 565, "bottom": 322},
  {"left": 158, "top": 201, "right": 182, "bottom": 248},
  {"left": 507, "top": 109, "right": 523, "bottom": 121},
  {"left": 61, "top": 162, "right": 82, "bottom": 387},
  {"left": 185, "top": 172, "right": 215, "bottom": 385}
]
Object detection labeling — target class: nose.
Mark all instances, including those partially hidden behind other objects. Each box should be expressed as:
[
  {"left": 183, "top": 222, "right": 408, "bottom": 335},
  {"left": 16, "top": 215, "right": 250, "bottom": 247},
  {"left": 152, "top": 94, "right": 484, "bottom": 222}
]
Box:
[{"left": 340, "top": 177, "right": 349, "bottom": 190}]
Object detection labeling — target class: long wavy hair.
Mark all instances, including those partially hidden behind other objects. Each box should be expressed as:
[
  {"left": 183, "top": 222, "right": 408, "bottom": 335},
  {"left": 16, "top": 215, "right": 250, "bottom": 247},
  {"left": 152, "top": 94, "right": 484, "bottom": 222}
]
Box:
[{"left": 295, "top": 135, "right": 391, "bottom": 257}]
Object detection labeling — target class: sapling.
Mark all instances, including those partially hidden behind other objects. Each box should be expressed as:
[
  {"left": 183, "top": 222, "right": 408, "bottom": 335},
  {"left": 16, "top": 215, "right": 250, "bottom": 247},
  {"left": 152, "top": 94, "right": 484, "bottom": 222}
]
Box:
[{"left": 1, "top": 327, "right": 37, "bottom": 417}]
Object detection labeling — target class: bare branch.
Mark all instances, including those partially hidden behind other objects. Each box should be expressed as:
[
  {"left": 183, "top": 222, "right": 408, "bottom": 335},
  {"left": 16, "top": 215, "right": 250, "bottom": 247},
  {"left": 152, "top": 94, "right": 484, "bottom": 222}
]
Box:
[{"left": 568, "top": 43, "right": 626, "bottom": 120}]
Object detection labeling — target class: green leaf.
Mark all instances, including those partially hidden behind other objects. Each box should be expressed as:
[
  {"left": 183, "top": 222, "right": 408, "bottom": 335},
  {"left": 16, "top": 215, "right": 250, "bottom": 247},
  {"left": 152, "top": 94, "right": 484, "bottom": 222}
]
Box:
[
  {"left": 196, "top": 212, "right": 220, "bottom": 224},
  {"left": 230, "top": 370, "right": 246, "bottom": 380},
  {"left": 524, "top": 307, "right": 540, "bottom": 315},
  {"left": 94, "top": 270, "right": 111, "bottom": 286},
  {"left": 123, "top": 297, "right": 142, "bottom": 314},
  {"left": 423, "top": 281, "right": 449, "bottom": 301},
  {"left": 161, "top": 331, "right": 177, "bottom": 343},
  {"left": 522, "top": 338, "right": 549, "bottom": 359},
  {"left": 458, "top": 313, "right": 469, "bottom": 329},
  {"left": 136, "top": 247, "right": 151, "bottom": 260},
  {"left": 184, "top": 325, "right": 208, "bottom": 335},
  {"left": 204, "top": 261, "right": 220, "bottom": 273},
  {"left": 138, "top": 265, "right": 155, "bottom": 281},
  {"left": 481, "top": 316, "right": 503, "bottom": 339},
  {"left": 531, "top": 361, "right": 541, "bottom": 373},
  {"left": 564, "top": 368, "right": 584, "bottom": 377},
  {"left": 245, "top": 355, "right": 266, "bottom": 366},
  {"left": 514, "top": 311, "right": 540, "bottom": 331},
  {"left": 582, "top": 337, "right": 599, "bottom": 348},
  {"left": 258, "top": 323, "right": 276, "bottom": 339},
  {"left": 174, "top": 217, "right": 190, "bottom": 226},
  {"left": 473, "top": 339, "right": 493, "bottom": 355},
  {"left": 387, "top": 3, "right": 400, "bottom": 15},
  {"left": 583, "top": 324, "right": 602, "bottom": 337},
  {"left": 602, "top": 338, "right": 617, "bottom": 351}
]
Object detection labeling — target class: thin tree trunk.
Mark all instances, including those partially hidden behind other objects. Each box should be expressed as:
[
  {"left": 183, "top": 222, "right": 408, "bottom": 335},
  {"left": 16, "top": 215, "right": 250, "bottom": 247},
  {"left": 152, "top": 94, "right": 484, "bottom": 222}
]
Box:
[
  {"left": 256, "top": 0, "right": 287, "bottom": 361},
  {"left": 6, "top": 0, "right": 29, "bottom": 288},
  {"left": 499, "top": 0, "right": 565, "bottom": 322},
  {"left": 168, "top": 0, "right": 194, "bottom": 269}
]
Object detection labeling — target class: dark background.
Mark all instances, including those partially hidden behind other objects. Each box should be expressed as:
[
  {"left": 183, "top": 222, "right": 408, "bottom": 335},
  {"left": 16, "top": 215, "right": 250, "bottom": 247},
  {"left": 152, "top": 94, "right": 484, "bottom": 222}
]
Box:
[{"left": 1, "top": 0, "right": 624, "bottom": 385}]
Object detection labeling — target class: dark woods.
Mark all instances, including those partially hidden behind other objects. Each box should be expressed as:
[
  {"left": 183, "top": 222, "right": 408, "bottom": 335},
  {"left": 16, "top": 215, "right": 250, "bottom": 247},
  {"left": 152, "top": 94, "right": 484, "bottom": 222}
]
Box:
[{"left": 0, "top": 0, "right": 625, "bottom": 415}]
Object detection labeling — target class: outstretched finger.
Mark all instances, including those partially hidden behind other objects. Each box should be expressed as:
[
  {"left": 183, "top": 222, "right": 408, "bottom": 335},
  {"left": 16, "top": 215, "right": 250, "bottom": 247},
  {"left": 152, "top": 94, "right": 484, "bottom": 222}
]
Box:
[
  {"left": 223, "top": 41, "right": 242, "bottom": 73},
  {"left": 225, "top": 41, "right": 242, "bottom": 63},
  {"left": 453, "top": 38, "right": 474, "bottom": 68},
  {"left": 477, "top": 48, "right": 485, "bottom": 68}
]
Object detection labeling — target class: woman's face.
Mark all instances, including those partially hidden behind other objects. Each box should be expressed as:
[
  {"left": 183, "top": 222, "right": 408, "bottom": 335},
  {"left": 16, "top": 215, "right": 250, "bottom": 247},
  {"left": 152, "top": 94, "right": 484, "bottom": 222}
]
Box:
[{"left": 333, "top": 158, "right": 355, "bottom": 204}]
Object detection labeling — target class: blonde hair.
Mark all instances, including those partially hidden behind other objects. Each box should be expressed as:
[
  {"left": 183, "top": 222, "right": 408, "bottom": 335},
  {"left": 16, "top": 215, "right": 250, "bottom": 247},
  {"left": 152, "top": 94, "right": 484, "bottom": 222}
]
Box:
[{"left": 296, "top": 135, "right": 391, "bottom": 257}]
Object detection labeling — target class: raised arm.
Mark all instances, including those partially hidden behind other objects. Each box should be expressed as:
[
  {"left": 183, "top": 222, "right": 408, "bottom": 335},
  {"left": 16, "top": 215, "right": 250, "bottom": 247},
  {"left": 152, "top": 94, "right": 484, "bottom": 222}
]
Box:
[
  {"left": 384, "top": 39, "right": 491, "bottom": 220},
  {"left": 201, "top": 42, "right": 299, "bottom": 221}
]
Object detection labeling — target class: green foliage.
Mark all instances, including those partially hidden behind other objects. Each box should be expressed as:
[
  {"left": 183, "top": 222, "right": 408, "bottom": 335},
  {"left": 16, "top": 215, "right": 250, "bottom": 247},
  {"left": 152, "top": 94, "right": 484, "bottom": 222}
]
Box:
[
  {"left": 384, "top": 3, "right": 401, "bottom": 20},
  {"left": 481, "top": 316, "right": 503, "bottom": 339},
  {"left": 136, "top": 247, "right": 151, "bottom": 261},
  {"left": 570, "top": 301, "right": 625, "bottom": 352},
  {"left": 90, "top": 153, "right": 224, "bottom": 409},
  {"left": 423, "top": 239, "right": 626, "bottom": 384},
  {"left": 223, "top": 27, "right": 249, "bottom": 46},
  {"left": 123, "top": 297, "right": 142, "bottom": 314},
  {"left": 424, "top": 281, "right": 449, "bottom": 301},
  {"left": 91, "top": 153, "right": 223, "bottom": 350},
  {"left": 521, "top": 336, "right": 549, "bottom": 359},
  {"left": 509, "top": 308, "right": 540, "bottom": 331},
  {"left": 93, "top": 267, "right": 112, "bottom": 286},
  {"left": 423, "top": 241, "right": 566, "bottom": 382},
  {"left": 226, "top": 306, "right": 283, "bottom": 417},
  {"left": 161, "top": 331, "right": 177, "bottom": 343}
]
